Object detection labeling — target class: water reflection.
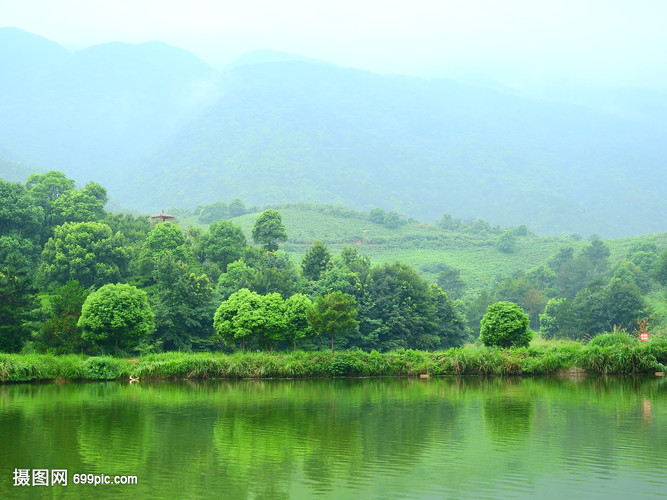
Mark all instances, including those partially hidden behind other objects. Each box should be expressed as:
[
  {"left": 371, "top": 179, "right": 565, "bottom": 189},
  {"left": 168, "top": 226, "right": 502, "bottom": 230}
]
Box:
[{"left": 0, "top": 376, "right": 666, "bottom": 499}]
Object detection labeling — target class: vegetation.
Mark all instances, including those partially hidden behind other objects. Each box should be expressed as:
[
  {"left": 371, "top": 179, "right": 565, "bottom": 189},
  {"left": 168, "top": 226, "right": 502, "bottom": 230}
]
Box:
[
  {"left": 0, "top": 170, "right": 666, "bottom": 363},
  {"left": 2, "top": 331, "right": 667, "bottom": 382},
  {"left": 480, "top": 301, "right": 532, "bottom": 348}
]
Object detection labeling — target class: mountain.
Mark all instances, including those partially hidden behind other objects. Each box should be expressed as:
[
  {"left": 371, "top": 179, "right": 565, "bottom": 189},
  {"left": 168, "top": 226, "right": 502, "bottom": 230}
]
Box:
[
  {"left": 0, "top": 28, "right": 218, "bottom": 181},
  {"left": 136, "top": 60, "right": 667, "bottom": 236},
  {"left": 1, "top": 28, "right": 665, "bottom": 237}
]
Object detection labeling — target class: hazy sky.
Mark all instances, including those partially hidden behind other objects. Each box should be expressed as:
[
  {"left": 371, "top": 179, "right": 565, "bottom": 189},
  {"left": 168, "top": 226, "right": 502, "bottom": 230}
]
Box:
[{"left": 3, "top": 0, "right": 667, "bottom": 89}]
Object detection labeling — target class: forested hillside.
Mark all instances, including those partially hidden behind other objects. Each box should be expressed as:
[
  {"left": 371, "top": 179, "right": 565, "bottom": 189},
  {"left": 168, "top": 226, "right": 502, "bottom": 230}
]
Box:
[{"left": 1, "top": 28, "right": 666, "bottom": 237}]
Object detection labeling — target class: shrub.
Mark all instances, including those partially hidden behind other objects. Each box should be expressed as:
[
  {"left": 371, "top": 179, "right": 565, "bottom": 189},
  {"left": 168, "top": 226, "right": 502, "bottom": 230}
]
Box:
[
  {"left": 480, "top": 301, "right": 532, "bottom": 348},
  {"left": 587, "top": 331, "right": 638, "bottom": 348}
]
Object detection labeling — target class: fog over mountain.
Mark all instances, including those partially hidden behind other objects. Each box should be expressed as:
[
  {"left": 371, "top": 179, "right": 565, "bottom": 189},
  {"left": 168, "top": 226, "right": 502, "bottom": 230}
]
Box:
[{"left": 0, "top": 28, "right": 665, "bottom": 237}]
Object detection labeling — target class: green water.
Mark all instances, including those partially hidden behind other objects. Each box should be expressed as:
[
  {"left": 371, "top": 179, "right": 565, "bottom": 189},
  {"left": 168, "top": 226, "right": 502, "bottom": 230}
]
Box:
[{"left": 1, "top": 376, "right": 666, "bottom": 499}]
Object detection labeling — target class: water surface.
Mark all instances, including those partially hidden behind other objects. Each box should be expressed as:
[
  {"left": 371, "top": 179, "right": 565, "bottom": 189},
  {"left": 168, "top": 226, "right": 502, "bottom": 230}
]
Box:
[{"left": 1, "top": 376, "right": 666, "bottom": 499}]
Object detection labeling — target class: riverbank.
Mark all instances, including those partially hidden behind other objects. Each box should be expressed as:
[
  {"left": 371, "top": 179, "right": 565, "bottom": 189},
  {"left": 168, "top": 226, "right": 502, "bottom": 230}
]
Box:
[{"left": 2, "top": 334, "right": 666, "bottom": 382}]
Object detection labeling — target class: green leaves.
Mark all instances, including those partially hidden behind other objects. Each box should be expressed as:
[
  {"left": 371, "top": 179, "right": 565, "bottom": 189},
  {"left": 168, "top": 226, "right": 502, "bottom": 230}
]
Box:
[
  {"left": 39, "top": 221, "right": 129, "bottom": 288},
  {"left": 480, "top": 301, "right": 532, "bottom": 348},
  {"left": 252, "top": 209, "right": 287, "bottom": 251},
  {"left": 78, "top": 283, "right": 154, "bottom": 355}
]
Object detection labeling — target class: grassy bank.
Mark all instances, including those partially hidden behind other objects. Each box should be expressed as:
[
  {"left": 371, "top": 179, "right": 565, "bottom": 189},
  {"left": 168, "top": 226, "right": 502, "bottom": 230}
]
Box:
[{"left": 2, "top": 334, "right": 667, "bottom": 383}]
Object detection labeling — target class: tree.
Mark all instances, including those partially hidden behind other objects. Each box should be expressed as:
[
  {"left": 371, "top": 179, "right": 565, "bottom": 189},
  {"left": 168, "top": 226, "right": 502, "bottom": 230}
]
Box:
[
  {"left": 251, "top": 251, "right": 298, "bottom": 298},
  {"left": 497, "top": 230, "right": 517, "bottom": 253},
  {"left": 283, "top": 294, "right": 314, "bottom": 350},
  {"left": 216, "top": 259, "right": 257, "bottom": 301},
  {"left": 362, "top": 262, "right": 439, "bottom": 351},
  {"left": 137, "top": 221, "right": 193, "bottom": 276},
  {"left": 539, "top": 298, "right": 577, "bottom": 340},
  {"left": 252, "top": 209, "right": 287, "bottom": 251},
  {"left": 436, "top": 264, "right": 466, "bottom": 299},
  {"left": 26, "top": 170, "right": 76, "bottom": 235},
  {"left": 50, "top": 181, "right": 108, "bottom": 226},
  {"left": 200, "top": 219, "right": 247, "bottom": 272},
  {"left": 150, "top": 252, "right": 214, "bottom": 351},
  {"left": 430, "top": 284, "right": 469, "bottom": 348},
  {"left": 655, "top": 249, "right": 667, "bottom": 287},
  {"left": 228, "top": 198, "right": 246, "bottom": 217},
  {"left": 0, "top": 254, "right": 36, "bottom": 352},
  {"left": 78, "top": 283, "right": 155, "bottom": 355},
  {"left": 301, "top": 240, "right": 332, "bottom": 281},
  {"left": 39, "top": 221, "right": 130, "bottom": 288},
  {"left": 38, "top": 280, "right": 89, "bottom": 354},
  {"left": 213, "top": 288, "right": 265, "bottom": 351},
  {"left": 479, "top": 301, "right": 532, "bottom": 348},
  {"left": 307, "top": 291, "right": 358, "bottom": 354}
]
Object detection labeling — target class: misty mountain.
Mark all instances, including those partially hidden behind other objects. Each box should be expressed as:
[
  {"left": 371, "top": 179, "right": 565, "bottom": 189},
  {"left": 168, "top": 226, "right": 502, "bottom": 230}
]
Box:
[
  {"left": 0, "top": 28, "right": 217, "bottom": 178},
  {"left": 1, "top": 28, "right": 665, "bottom": 237}
]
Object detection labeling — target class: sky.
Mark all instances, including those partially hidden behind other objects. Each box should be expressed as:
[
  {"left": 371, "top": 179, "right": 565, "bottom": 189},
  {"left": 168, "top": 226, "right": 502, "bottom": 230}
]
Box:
[{"left": 3, "top": 0, "right": 667, "bottom": 90}]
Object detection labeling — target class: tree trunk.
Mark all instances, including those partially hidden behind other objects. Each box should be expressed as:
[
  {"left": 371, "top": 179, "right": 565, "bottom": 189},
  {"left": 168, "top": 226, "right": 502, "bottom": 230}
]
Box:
[{"left": 331, "top": 334, "right": 335, "bottom": 354}]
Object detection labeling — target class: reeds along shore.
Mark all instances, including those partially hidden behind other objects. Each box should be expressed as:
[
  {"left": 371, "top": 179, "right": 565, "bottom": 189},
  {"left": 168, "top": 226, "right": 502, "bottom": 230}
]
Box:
[{"left": 1, "top": 333, "right": 666, "bottom": 382}]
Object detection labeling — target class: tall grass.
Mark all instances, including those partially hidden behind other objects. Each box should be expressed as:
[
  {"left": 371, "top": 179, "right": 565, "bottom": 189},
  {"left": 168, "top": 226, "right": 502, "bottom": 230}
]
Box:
[{"left": 1, "top": 336, "right": 666, "bottom": 382}]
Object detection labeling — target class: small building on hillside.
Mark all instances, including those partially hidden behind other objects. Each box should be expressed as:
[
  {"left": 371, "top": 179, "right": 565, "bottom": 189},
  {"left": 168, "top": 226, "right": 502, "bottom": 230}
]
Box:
[{"left": 150, "top": 210, "right": 176, "bottom": 226}]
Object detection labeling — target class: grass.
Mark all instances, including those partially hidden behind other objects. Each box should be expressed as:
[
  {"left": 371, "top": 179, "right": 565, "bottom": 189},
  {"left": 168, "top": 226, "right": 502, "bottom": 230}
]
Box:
[{"left": 3, "top": 334, "right": 667, "bottom": 383}]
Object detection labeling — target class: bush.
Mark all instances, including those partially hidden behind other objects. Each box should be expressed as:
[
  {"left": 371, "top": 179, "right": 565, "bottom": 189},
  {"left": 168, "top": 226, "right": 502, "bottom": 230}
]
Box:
[
  {"left": 587, "top": 331, "right": 638, "bottom": 348},
  {"left": 480, "top": 301, "right": 532, "bottom": 348}
]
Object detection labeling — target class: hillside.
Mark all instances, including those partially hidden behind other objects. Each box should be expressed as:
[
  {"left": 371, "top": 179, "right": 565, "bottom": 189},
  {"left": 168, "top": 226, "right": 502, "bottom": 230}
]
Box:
[
  {"left": 1, "top": 28, "right": 666, "bottom": 237},
  {"left": 180, "top": 203, "right": 667, "bottom": 298}
]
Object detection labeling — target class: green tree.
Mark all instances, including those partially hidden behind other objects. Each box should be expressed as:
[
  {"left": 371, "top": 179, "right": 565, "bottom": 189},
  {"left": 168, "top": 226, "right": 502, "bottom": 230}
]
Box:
[
  {"left": 78, "top": 283, "right": 155, "bottom": 355},
  {"left": 301, "top": 240, "right": 332, "bottom": 281},
  {"left": 150, "top": 252, "right": 214, "bottom": 351},
  {"left": 479, "top": 301, "right": 532, "bottom": 348},
  {"left": 655, "top": 249, "right": 667, "bottom": 287},
  {"left": 497, "top": 230, "right": 517, "bottom": 253},
  {"left": 369, "top": 208, "right": 386, "bottom": 225},
  {"left": 137, "top": 222, "right": 193, "bottom": 276},
  {"left": 0, "top": 254, "right": 36, "bottom": 352},
  {"left": 307, "top": 291, "right": 358, "bottom": 354},
  {"left": 436, "top": 264, "right": 466, "bottom": 299},
  {"left": 430, "top": 284, "right": 469, "bottom": 348},
  {"left": 26, "top": 170, "right": 76, "bottom": 234},
  {"left": 252, "top": 209, "right": 287, "bottom": 251},
  {"left": 228, "top": 198, "right": 246, "bottom": 217},
  {"left": 251, "top": 251, "right": 298, "bottom": 298},
  {"left": 38, "top": 280, "right": 89, "bottom": 354},
  {"left": 216, "top": 259, "right": 257, "bottom": 301},
  {"left": 200, "top": 219, "right": 247, "bottom": 272},
  {"left": 362, "top": 262, "right": 439, "bottom": 351},
  {"left": 283, "top": 293, "right": 314, "bottom": 350},
  {"left": 39, "top": 221, "right": 130, "bottom": 288},
  {"left": 539, "top": 298, "right": 577, "bottom": 340},
  {"left": 213, "top": 288, "right": 271, "bottom": 351},
  {"left": 0, "top": 180, "right": 43, "bottom": 271},
  {"left": 51, "top": 181, "right": 108, "bottom": 226}
]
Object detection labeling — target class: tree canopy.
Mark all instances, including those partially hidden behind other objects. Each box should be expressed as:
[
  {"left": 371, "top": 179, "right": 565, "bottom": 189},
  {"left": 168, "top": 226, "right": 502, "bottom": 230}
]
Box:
[{"left": 78, "top": 283, "right": 155, "bottom": 355}]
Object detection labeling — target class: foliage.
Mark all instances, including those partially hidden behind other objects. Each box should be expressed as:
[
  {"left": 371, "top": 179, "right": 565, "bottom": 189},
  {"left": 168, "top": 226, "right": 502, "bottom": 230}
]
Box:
[
  {"left": 137, "top": 222, "right": 193, "bottom": 276},
  {"left": 301, "top": 240, "right": 332, "bottom": 281},
  {"left": 283, "top": 293, "right": 315, "bottom": 350},
  {"left": 480, "top": 301, "right": 532, "bottom": 348},
  {"left": 307, "top": 292, "right": 359, "bottom": 353},
  {"left": 656, "top": 249, "right": 667, "bottom": 287},
  {"left": 37, "top": 280, "right": 90, "bottom": 354},
  {"left": 0, "top": 255, "right": 36, "bottom": 352},
  {"left": 199, "top": 219, "right": 247, "bottom": 272},
  {"left": 39, "top": 221, "right": 130, "bottom": 288},
  {"left": 78, "top": 283, "right": 155, "bottom": 355},
  {"left": 252, "top": 209, "right": 287, "bottom": 251},
  {"left": 150, "top": 252, "right": 214, "bottom": 351}
]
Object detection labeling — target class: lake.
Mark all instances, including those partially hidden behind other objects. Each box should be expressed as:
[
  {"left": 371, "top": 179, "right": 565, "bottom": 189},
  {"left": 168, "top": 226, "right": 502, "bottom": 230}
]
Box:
[{"left": 1, "top": 376, "right": 666, "bottom": 499}]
